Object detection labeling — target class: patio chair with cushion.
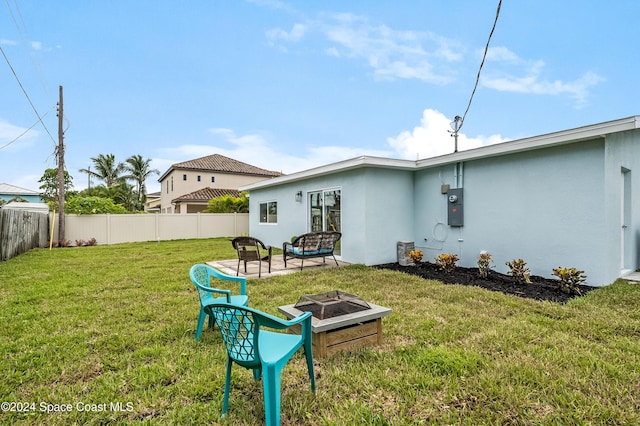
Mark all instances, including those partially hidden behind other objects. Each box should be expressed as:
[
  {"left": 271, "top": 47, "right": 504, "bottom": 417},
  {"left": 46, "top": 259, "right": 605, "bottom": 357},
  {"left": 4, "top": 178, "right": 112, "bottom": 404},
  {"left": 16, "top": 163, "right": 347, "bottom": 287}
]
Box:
[
  {"left": 231, "top": 236, "right": 272, "bottom": 278},
  {"left": 283, "top": 231, "right": 341, "bottom": 270},
  {"left": 204, "top": 302, "right": 315, "bottom": 425},
  {"left": 189, "top": 264, "right": 248, "bottom": 341}
]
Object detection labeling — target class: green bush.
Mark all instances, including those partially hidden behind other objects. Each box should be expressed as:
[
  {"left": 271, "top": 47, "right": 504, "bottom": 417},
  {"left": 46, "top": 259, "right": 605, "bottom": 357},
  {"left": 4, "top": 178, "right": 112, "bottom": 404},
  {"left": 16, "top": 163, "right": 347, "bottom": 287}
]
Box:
[
  {"left": 506, "top": 258, "right": 531, "bottom": 284},
  {"left": 552, "top": 266, "right": 586, "bottom": 295},
  {"left": 65, "top": 196, "right": 129, "bottom": 214},
  {"left": 477, "top": 251, "right": 494, "bottom": 278},
  {"left": 435, "top": 253, "right": 459, "bottom": 273}
]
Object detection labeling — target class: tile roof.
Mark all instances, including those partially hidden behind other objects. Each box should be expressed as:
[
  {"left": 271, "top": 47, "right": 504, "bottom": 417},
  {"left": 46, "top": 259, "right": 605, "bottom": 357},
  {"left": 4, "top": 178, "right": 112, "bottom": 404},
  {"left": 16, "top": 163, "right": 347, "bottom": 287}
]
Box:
[
  {"left": 160, "top": 154, "right": 283, "bottom": 181},
  {"left": 172, "top": 187, "right": 241, "bottom": 203}
]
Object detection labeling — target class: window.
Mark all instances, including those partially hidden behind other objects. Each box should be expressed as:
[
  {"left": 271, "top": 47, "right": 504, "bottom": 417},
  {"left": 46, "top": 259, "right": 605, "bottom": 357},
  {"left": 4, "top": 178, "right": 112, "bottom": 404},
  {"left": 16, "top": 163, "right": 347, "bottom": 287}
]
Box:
[
  {"left": 211, "top": 176, "right": 215, "bottom": 183},
  {"left": 183, "top": 174, "right": 187, "bottom": 181},
  {"left": 171, "top": 176, "right": 173, "bottom": 191},
  {"left": 197, "top": 175, "right": 201, "bottom": 182},
  {"left": 259, "top": 201, "right": 277, "bottom": 224}
]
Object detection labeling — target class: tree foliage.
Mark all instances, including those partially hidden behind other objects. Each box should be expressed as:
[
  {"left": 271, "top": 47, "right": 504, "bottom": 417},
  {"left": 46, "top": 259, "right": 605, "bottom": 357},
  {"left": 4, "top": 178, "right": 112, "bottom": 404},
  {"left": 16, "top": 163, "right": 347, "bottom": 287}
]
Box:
[
  {"left": 76, "top": 153, "right": 157, "bottom": 213},
  {"left": 79, "top": 154, "right": 126, "bottom": 188},
  {"left": 65, "top": 196, "right": 129, "bottom": 214},
  {"left": 204, "top": 192, "right": 249, "bottom": 213},
  {"left": 123, "top": 154, "right": 160, "bottom": 211},
  {"left": 38, "top": 168, "right": 75, "bottom": 204}
]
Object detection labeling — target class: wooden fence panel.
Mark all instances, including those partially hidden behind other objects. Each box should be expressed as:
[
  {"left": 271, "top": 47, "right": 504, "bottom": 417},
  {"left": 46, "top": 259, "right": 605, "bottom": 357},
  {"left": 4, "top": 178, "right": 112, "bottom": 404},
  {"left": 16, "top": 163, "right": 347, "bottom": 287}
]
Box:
[{"left": 0, "top": 209, "right": 49, "bottom": 261}]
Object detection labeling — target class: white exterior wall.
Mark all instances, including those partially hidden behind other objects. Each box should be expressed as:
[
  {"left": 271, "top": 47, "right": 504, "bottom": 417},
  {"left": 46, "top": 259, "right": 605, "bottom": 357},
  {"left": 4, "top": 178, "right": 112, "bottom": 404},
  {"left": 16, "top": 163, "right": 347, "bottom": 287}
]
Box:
[
  {"left": 414, "top": 139, "right": 607, "bottom": 284},
  {"left": 604, "top": 129, "right": 640, "bottom": 283},
  {"left": 243, "top": 120, "right": 640, "bottom": 287},
  {"left": 248, "top": 168, "right": 414, "bottom": 264}
]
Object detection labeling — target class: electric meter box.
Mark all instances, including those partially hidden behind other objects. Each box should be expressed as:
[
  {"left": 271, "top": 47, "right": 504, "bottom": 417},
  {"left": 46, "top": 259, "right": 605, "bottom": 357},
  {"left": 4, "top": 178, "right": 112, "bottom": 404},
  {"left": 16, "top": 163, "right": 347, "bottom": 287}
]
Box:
[{"left": 447, "top": 188, "right": 464, "bottom": 227}]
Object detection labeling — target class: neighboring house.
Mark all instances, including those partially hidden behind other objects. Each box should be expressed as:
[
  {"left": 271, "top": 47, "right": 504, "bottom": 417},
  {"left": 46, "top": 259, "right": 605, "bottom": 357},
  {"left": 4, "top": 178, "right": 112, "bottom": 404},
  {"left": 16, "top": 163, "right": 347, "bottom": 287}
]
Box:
[
  {"left": 240, "top": 116, "right": 640, "bottom": 287},
  {"left": 144, "top": 191, "right": 161, "bottom": 213},
  {"left": 157, "top": 154, "right": 282, "bottom": 213},
  {"left": 171, "top": 188, "right": 241, "bottom": 213},
  {"left": 0, "top": 183, "right": 42, "bottom": 205}
]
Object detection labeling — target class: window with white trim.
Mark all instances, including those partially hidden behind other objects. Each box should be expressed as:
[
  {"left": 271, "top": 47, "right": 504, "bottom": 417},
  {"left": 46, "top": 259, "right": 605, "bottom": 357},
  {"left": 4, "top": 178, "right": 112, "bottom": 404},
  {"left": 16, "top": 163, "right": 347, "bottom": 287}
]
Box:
[{"left": 259, "top": 201, "right": 277, "bottom": 224}]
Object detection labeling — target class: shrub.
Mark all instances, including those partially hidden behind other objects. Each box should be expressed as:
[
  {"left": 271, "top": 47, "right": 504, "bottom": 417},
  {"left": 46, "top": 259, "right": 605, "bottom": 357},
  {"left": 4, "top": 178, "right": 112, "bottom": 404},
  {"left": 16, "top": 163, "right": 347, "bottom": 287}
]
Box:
[
  {"left": 477, "top": 251, "right": 494, "bottom": 278},
  {"left": 409, "top": 249, "right": 423, "bottom": 263},
  {"left": 552, "top": 266, "right": 586, "bottom": 295},
  {"left": 506, "top": 258, "right": 531, "bottom": 284},
  {"left": 435, "top": 253, "right": 459, "bottom": 273},
  {"left": 66, "top": 196, "right": 128, "bottom": 214},
  {"left": 75, "top": 239, "right": 86, "bottom": 247},
  {"left": 86, "top": 238, "right": 98, "bottom": 246},
  {"left": 58, "top": 239, "right": 71, "bottom": 248}
]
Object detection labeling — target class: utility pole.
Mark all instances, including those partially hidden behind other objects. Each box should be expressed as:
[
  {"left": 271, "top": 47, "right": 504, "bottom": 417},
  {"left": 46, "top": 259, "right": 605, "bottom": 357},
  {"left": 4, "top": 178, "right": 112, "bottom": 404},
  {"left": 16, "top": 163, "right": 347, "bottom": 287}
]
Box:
[
  {"left": 56, "top": 85, "right": 65, "bottom": 242},
  {"left": 449, "top": 115, "right": 462, "bottom": 153}
]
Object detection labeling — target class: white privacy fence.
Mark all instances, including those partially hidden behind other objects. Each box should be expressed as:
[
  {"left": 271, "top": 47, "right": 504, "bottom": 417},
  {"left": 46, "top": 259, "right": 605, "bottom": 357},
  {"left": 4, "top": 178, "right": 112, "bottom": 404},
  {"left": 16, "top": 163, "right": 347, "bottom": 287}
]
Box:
[{"left": 52, "top": 213, "right": 249, "bottom": 245}]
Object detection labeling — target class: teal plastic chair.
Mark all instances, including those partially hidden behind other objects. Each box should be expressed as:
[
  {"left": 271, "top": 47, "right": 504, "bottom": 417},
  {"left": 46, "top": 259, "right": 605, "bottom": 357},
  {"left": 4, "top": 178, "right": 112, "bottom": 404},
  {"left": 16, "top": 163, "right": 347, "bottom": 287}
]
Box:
[
  {"left": 204, "top": 302, "right": 316, "bottom": 425},
  {"left": 189, "top": 264, "right": 248, "bottom": 341}
]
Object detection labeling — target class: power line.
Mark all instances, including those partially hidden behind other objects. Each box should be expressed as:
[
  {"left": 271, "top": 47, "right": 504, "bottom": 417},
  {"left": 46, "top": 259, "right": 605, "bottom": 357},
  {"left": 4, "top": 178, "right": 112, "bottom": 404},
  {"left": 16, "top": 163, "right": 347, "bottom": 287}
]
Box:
[
  {"left": 0, "top": 109, "right": 51, "bottom": 151},
  {"left": 0, "top": 44, "right": 57, "bottom": 145},
  {"left": 458, "top": 0, "right": 502, "bottom": 133},
  {"left": 5, "top": 0, "right": 52, "bottom": 99}
]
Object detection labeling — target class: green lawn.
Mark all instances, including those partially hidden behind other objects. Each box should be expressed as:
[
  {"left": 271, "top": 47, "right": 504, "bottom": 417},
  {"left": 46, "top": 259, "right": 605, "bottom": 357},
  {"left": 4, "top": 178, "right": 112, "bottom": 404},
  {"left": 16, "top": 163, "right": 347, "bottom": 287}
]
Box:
[{"left": 1, "top": 238, "right": 639, "bottom": 425}]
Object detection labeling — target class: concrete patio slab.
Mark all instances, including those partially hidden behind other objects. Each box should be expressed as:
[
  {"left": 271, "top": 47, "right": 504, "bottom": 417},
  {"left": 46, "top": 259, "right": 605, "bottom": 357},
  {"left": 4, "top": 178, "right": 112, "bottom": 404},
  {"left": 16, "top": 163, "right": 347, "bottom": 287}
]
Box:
[
  {"left": 207, "top": 256, "right": 349, "bottom": 279},
  {"left": 622, "top": 271, "right": 640, "bottom": 283}
]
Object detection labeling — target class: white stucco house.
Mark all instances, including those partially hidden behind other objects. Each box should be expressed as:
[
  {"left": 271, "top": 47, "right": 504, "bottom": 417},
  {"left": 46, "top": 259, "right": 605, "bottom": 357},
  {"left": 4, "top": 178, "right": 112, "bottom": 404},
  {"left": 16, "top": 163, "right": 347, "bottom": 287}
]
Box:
[{"left": 240, "top": 116, "right": 640, "bottom": 286}]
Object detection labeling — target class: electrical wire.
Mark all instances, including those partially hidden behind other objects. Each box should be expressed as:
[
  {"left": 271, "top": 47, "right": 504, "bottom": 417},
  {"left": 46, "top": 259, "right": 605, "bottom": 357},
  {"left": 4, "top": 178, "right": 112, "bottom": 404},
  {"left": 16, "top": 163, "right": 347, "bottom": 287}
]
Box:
[
  {"left": 0, "top": 44, "right": 57, "bottom": 145},
  {"left": 6, "top": 0, "right": 52, "bottom": 99},
  {"left": 0, "top": 109, "right": 50, "bottom": 151},
  {"left": 458, "top": 0, "right": 502, "bottom": 133}
]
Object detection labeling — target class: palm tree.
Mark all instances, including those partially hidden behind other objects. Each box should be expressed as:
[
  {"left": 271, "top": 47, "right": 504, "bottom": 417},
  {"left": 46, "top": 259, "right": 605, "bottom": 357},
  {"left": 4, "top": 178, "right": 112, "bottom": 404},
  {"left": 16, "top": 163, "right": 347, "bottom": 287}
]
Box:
[
  {"left": 80, "top": 154, "right": 126, "bottom": 188},
  {"left": 123, "top": 154, "right": 160, "bottom": 210}
]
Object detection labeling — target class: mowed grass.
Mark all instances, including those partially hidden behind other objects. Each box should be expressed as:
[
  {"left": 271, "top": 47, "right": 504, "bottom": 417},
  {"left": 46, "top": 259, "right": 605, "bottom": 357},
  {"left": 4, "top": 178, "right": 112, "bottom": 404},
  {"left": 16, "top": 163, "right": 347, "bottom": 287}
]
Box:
[{"left": 1, "top": 238, "right": 639, "bottom": 425}]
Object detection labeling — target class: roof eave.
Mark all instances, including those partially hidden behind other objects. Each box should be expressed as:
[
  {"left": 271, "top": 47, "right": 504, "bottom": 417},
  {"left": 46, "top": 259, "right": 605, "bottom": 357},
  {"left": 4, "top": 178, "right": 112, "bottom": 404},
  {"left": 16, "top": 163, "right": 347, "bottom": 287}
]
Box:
[
  {"left": 418, "top": 115, "right": 640, "bottom": 167},
  {"left": 240, "top": 156, "right": 417, "bottom": 191}
]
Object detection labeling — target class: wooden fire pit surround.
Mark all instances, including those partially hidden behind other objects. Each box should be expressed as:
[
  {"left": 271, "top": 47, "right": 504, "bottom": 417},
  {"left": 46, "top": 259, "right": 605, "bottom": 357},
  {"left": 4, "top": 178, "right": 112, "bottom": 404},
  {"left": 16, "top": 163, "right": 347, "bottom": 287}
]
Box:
[{"left": 277, "top": 291, "right": 392, "bottom": 358}]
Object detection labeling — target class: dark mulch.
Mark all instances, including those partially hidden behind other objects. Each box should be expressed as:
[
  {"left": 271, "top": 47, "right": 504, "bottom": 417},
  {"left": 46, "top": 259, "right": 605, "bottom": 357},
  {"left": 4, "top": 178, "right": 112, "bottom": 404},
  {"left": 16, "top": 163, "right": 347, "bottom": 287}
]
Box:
[{"left": 374, "top": 261, "right": 596, "bottom": 303}]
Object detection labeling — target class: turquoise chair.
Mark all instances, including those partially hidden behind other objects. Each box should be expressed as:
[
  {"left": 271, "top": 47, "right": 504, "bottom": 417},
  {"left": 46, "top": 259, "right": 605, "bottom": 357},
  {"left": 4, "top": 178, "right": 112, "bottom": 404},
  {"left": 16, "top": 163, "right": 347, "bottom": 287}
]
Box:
[
  {"left": 204, "top": 302, "right": 316, "bottom": 425},
  {"left": 189, "top": 264, "right": 248, "bottom": 341}
]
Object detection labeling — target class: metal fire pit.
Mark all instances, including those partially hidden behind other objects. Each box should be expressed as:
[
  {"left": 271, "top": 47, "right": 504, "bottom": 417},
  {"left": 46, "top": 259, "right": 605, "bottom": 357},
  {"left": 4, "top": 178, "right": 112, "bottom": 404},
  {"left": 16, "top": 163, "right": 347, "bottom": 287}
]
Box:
[
  {"left": 294, "top": 290, "right": 371, "bottom": 320},
  {"left": 278, "top": 290, "right": 392, "bottom": 358}
]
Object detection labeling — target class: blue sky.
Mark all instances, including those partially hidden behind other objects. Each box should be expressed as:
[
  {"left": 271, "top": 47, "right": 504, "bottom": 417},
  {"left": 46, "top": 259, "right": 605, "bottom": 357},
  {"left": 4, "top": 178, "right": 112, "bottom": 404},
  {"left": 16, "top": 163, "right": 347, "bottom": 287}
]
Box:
[{"left": 1, "top": 1, "right": 638, "bottom": 194}]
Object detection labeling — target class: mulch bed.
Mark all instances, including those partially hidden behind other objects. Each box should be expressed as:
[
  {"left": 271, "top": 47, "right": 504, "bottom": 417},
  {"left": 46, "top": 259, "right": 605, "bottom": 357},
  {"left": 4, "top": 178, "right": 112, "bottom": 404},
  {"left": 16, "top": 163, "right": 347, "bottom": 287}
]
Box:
[{"left": 375, "top": 261, "right": 596, "bottom": 303}]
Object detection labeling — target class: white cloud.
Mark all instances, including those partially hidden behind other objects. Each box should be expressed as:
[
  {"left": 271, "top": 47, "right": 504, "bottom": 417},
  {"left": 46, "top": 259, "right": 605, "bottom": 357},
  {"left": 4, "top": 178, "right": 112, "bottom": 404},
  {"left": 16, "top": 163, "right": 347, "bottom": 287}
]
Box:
[
  {"left": 266, "top": 23, "right": 307, "bottom": 49},
  {"left": 482, "top": 47, "right": 604, "bottom": 107},
  {"left": 30, "top": 41, "right": 42, "bottom": 50},
  {"left": 157, "top": 127, "right": 392, "bottom": 178},
  {"left": 0, "top": 119, "right": 39, "bottom": 152},
  {"left": 265, "top": 11, "right": 460, "bottom": 84},
  {"left": 485, "top": 46, "right": 519, "bottom": 62},
  {"left": 387, "top": 109, "right": 508, "bottom": 160},
  {"left": 321, "top": 15, "right": 460, "bottom": 84}
]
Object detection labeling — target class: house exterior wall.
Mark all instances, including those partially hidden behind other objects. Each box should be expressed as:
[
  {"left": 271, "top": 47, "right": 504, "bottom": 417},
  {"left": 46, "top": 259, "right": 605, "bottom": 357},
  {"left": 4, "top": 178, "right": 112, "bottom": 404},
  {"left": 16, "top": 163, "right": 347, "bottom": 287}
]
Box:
[
  {"left": 159, "top": 170, "right": 268, "bottom": 213},
  {"left": 0, "top": 194, "right": 42, "bottom": 203},
  {"left": 413, "top": 139, "right": 608, "bottom": 284},
  {"left": 247, "top": 168, "right": 414, "bottom": 264},
  {"left": 604, "top": 129, "right": 640, "bottom": 282},
  {"left": 243, "top": 120, "right": 640, "bottom": 287}
]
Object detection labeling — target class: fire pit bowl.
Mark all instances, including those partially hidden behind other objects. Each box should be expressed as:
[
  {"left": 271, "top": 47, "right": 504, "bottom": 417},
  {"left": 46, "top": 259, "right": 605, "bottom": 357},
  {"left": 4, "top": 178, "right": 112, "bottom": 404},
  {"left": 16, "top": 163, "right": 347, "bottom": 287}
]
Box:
[{"left": 294, "top": 290, "right": 371, "bottom": 320}]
